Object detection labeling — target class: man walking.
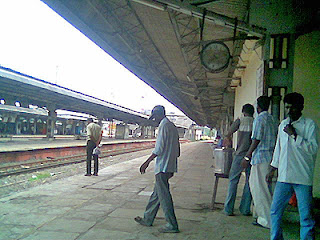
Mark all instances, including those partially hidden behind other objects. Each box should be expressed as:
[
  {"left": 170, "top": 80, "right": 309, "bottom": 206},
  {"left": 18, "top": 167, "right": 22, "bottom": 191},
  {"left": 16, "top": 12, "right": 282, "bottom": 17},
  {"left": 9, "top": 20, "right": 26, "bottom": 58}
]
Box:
[
  {"left": 267, "top": 92, "right": 318, "bottom": 240},
  {"left": 134, "top": 105, "right": 180, "bottom": 233},
  {"left": 85, "top": 118, "right": 102, "bottom": 176},
  {"left": 223, "top": 104, "right": 254, "bottom": 216},
  {"left": 242, "top": 96, "right": 277, "bottom": 229}
]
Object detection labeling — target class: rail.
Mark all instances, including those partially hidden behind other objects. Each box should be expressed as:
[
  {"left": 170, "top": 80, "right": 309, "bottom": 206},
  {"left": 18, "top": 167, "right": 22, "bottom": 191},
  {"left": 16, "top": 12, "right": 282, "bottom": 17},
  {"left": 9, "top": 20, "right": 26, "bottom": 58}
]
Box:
[{"left": 0, "top": 139, "right": 189, "bottom": 177}]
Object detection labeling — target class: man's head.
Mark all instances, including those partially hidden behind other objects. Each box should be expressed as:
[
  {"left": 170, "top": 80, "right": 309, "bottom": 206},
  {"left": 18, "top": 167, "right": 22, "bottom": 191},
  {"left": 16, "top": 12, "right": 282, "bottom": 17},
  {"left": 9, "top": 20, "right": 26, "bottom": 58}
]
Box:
[
  {"left": 87, "top": 118, "right": 93, "bottom": 124},
  {"left": 257, "top": 96, "right": 270, "bottom": 113},
  {"left": 242, "top": 104, "right": 254, "bottom": 117},
  {"left": 284, "top": 92, "right": 304, "bottom": 121},
  {"left": 149, "top": 105, "right": 166, "bottom": 125}
]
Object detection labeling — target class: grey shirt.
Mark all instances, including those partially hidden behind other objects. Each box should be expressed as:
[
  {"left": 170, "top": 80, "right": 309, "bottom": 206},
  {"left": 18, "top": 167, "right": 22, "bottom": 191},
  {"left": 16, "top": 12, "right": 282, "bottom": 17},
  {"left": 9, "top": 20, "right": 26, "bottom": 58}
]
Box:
[
  {"left": 230, "top": 116, "right": 254, "bottom": 156},
  {"left": 153, "top": 117, "right": 180, "bottom": 174}
]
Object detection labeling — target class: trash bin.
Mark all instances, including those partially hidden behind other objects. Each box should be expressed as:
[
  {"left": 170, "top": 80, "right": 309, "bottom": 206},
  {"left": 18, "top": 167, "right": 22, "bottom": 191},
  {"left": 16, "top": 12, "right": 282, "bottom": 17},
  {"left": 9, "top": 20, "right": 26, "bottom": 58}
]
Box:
[{"left": 214, "top": 148, "right": 234, "bottom": 175}]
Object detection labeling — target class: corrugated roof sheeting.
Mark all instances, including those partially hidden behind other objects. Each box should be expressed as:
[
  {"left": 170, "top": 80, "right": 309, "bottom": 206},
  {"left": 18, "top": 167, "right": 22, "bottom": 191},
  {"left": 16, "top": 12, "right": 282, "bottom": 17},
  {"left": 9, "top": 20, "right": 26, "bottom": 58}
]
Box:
[
  {"left": 40, "top": 0, "right": 259, "bottom": 128},
  {"left": 132, "top": 2, "right": 188, "bottom": 82}
]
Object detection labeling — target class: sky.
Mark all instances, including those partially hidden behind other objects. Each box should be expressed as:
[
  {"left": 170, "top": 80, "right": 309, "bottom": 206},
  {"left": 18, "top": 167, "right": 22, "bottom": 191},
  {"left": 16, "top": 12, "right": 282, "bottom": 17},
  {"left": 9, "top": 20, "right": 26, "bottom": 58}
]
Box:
[{"left": 0, "top": 0, "right": 184, "bottom": 115}]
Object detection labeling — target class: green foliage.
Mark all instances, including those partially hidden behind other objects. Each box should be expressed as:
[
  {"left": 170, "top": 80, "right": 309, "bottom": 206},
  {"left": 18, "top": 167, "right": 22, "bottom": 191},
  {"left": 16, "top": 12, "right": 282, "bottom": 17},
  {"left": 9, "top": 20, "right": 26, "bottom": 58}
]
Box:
[{"left": 28, "top": 172, "right": 51, "bottom": 182}]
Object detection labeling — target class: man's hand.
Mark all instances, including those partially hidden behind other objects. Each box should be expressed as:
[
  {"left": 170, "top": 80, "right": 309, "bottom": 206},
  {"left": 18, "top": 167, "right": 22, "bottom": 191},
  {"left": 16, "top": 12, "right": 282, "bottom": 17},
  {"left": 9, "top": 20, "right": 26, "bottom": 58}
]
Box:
[
  {"left": 241, "top": 158, "right": 249, "bottom": 168},
  {"left": 223, "top": 137, "right": 232, "bottom": 148},
  {"left": 266, "top": 167, "right": 276, "bottom": 183},
  {"left": 139, "top": 153, "right": 157, "bottom": 174},
  {"left": 283, "top": 124, "right": 296, "bottom": 137},
  {"left": 140, "top": 161, "right": 150, "bottom": 174}
]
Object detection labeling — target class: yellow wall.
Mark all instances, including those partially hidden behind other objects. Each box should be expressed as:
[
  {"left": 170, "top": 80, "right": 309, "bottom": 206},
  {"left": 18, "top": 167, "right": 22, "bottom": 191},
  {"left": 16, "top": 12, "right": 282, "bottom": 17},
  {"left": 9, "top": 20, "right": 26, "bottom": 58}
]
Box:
[
  {"left": 234, "top": 47, "right": 263, "bottom": 118},
  {"left": 233, "top": 46, "right": 263, "bottom": 146},
  {"left": 233, "top": 32, "right": 320, "bottom": 197},
  {"left": 293, "top": 31, "right": 320, "bottom": 197}
]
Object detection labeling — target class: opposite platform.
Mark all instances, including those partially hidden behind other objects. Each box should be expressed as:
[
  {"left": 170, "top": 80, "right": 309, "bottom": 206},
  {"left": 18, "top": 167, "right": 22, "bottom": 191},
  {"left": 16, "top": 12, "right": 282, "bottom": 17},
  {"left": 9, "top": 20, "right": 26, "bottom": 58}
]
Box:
[{"left": 0, "top": 136, "right": 155, "bottom": 152}]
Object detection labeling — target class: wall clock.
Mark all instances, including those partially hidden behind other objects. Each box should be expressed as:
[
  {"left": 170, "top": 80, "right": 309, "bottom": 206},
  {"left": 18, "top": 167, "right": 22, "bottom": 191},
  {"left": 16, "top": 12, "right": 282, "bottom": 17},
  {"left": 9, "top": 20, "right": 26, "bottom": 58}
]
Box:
[{"left": 200, "top": 41, "right": 231, "bottom": 73}]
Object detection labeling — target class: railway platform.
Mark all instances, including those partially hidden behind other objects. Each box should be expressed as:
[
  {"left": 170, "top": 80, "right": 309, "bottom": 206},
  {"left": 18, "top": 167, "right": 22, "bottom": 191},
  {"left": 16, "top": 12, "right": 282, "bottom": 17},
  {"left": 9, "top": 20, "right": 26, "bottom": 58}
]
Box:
[{"left": 0, "top": 141, "right": 311, "bottom": 240}]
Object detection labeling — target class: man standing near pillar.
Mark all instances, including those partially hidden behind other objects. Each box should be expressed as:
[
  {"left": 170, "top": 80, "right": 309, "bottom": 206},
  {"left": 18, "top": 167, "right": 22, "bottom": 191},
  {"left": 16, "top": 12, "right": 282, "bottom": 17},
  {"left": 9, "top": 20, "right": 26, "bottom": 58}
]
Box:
[
  {"left": 223, "top": 104, "right": 254, "bottom": 216},
  {"left": 242, "top": 96, "right": 277, "bottom": 229},
  {"left": 85, "top": 118, "right": 102, "bottom": 176},
  {"left": 134, "top": 105, "right": 180, "bottom": 233},
  {"left": 267, "top": 92, "right": 318, "bottom": 240}
]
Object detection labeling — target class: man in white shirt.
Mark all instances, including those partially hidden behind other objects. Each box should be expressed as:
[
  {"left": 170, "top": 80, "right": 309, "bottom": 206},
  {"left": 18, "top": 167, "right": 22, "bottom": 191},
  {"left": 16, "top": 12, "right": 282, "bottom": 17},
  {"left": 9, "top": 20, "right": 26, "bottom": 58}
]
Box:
[
  {"left": 267, "top": 92, "right": 319, "bottom": 240},
  {"left": 134, "top": 105, "right": 180, "bottom": 233}
]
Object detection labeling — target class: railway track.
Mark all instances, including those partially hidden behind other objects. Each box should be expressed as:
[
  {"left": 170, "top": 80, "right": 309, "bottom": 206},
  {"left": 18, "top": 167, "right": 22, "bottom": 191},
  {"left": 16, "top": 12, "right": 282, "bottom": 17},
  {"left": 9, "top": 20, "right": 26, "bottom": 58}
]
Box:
[{"left": 0, "top": 145, "right": 154, "bottom": 178}]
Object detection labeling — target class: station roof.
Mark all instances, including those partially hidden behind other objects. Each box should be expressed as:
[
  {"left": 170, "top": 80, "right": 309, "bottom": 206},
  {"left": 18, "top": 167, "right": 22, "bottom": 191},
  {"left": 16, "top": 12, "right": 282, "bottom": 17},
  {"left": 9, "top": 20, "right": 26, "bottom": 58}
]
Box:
[
  {"left": 41, "top": 0, "right": 266, "bottom": 128},
  {"left": 0, "top": 66, "right": 152, "bottom": 126}
]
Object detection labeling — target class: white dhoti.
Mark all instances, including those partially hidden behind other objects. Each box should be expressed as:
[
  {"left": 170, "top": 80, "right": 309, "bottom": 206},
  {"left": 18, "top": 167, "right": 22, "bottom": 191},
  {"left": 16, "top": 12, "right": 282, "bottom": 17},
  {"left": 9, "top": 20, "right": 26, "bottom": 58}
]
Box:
[{"left": 249, "top": 162, "right": 272, "bottom": 228}]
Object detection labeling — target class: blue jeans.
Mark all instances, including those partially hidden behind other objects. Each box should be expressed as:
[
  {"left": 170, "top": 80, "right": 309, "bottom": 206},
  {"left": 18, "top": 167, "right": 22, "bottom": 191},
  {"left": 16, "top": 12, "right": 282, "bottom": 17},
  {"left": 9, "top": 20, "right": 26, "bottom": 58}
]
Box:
[
  {"left": 224, "top": 154, "right": 252, "bottom": 215},
  {"left": 271, "top": 182, "right": 315, "bottom": 240}
]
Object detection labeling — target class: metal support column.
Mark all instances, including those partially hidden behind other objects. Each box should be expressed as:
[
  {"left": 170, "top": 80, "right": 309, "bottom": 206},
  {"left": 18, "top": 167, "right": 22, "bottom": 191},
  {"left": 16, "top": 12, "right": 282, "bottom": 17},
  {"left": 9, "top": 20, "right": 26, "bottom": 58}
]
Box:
[
  {"left": 46, "top": 106, "right": 57, "bottom": 139},
  {"left": 271, "top": 87, "right": 281, "bottom": 123}
]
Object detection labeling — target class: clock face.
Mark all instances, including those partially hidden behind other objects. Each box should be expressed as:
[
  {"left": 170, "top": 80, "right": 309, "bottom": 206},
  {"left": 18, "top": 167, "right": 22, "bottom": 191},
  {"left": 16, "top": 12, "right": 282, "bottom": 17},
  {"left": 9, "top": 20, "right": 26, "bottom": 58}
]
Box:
[{"left": 200, "top": 41, "right": 230, "bottom": 73}]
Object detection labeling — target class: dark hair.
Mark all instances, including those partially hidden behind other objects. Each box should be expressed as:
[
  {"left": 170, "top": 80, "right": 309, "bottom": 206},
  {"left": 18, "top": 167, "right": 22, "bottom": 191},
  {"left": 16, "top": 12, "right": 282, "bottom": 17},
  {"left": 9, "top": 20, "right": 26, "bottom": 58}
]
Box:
[
  {"left": 283, "top": 92, "right": 304, "bottom": 105},
  {"left": 242, "top": 104, "right": 254, "bottom": 116},
  {"left": 257, "top": 96, "right": 270, "bottom": 111},
  {"left": 152, "top": 105, "right": 166, "bottom": 116}
]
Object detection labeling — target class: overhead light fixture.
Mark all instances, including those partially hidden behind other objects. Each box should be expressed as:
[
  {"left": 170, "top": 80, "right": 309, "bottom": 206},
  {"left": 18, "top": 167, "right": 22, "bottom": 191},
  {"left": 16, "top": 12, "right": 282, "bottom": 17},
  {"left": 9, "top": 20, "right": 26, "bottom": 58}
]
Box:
[{"left": 131, "top": 0, "right": 166, "bottom": 11}]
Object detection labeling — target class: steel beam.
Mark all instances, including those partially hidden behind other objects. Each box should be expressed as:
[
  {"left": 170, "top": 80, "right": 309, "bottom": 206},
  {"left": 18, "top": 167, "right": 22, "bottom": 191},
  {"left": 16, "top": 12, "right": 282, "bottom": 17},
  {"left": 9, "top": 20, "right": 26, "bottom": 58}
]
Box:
[
  {"left": 156, "top": 0, "right": 265, "bottom": 36},
  {"left": 84, "top": 0, "right": 199, "bottom": 120}
]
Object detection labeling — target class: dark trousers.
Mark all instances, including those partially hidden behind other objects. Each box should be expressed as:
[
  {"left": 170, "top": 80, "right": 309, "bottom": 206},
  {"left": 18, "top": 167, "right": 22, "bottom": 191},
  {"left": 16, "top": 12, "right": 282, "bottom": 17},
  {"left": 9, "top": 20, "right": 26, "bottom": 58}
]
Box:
[{"left": 86, "top": 140, "right": 98, "bottom": 175}]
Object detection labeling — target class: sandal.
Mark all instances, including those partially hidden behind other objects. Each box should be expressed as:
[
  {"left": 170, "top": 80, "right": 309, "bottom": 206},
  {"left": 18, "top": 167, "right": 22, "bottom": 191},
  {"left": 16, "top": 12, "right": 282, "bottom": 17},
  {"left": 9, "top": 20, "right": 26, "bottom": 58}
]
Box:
[
  {"left": 158, "top": 227, "right": 180, "bottom": 233},
  {"left": 134, "top": 216, "right": 152, "bottom": 227}
]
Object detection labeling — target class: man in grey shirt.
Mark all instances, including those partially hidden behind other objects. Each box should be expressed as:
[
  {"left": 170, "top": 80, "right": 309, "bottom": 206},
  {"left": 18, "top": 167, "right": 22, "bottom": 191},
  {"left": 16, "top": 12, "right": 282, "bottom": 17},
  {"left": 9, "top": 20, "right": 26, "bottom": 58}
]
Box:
[
  {"left": 134, "top": 105, "right": 180, "bottom": 233},
  {"left": 223, "top": 104, "right": 254, "bottom": 216}
]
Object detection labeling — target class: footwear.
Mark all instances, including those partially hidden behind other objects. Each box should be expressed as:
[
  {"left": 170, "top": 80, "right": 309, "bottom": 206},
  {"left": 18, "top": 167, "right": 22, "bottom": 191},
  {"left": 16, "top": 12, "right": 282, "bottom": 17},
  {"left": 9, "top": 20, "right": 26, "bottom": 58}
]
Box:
[
  {"left": 241, "top": 212, "right": 252, "bottom": 216},
  {"left": 134, "top": 216, "right": 152, "bottom": 227},
  {"left": 222, "top": 210, "right": 234, "bottom": 216},
  {"left": 158, "top": 227, "right": 180, "bottom": 233},
  {"left": 84, "top": 173, "right": 92, "bottom": 176},
  {"left": 93, "top": 173, "right": 98, "bottom": 176},
  {"left": 252, "top": 221, "right": 269, "bottom": 229}
]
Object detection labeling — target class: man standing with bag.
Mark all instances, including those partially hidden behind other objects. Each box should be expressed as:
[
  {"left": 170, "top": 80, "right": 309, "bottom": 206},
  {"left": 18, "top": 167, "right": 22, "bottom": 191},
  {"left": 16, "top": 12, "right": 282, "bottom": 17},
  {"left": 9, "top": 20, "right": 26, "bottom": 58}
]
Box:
[
  {"left": 85, "top": 118, "right": 102, "bottom": 176},
  {"left": 134, "top": 105, "right": 180, "bottom": 233}
]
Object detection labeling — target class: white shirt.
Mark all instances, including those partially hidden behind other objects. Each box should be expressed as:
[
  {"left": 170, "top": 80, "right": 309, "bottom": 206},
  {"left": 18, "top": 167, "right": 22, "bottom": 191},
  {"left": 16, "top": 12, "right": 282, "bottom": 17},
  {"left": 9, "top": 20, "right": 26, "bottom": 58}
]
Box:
[
  {"left": 86, "top": 122, "right": 102, "bottom": 143},
  {"left": 271, "top": 116, "right": 319, "bottom": 185},
  {"left": 153, "top": 117, "right": 180, "bottom": 174}
]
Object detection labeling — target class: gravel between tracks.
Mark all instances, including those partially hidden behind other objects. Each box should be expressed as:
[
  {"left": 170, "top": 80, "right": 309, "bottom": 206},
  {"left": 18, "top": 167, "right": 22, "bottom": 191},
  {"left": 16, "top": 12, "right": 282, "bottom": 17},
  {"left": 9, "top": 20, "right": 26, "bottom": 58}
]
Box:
[{"left": 0, "top": 148, "right": 152, "bottom": 198}]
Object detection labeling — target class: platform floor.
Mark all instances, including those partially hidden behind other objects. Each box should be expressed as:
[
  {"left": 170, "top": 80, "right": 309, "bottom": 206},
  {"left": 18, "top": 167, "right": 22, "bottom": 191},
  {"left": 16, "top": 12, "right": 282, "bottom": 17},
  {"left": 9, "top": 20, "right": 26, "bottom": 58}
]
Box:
[{"left": 0, "top": 141, "right": 304, "bottom": 240}]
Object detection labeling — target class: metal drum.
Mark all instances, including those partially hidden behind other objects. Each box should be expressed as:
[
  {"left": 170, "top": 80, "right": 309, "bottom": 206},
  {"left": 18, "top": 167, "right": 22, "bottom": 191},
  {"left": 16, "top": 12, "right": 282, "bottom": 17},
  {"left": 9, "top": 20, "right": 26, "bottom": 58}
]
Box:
[{"left": 214, "top": 148, "right": 234, "bottom": 175}]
